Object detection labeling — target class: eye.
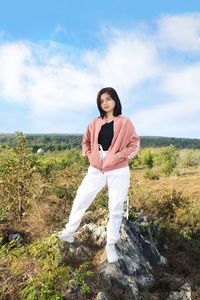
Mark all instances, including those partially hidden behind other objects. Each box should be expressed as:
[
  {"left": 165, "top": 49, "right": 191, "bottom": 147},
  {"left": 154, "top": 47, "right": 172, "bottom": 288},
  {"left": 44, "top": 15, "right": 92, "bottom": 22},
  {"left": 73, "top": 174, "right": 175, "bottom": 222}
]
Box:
[{"left": 100, "top": 97, "right": 111, "bottom": 104}]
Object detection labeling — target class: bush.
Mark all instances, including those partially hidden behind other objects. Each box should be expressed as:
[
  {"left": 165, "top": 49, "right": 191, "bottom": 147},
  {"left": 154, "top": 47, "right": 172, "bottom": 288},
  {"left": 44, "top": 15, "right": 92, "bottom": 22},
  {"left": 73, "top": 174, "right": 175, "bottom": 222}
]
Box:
[
  {"left": 36, "top": 149, "right": 88, "bottom": 180},
  {"left": 131, "top": 188, "right": 200, "bottom": 239},
  {"left": 139, "top": 149, "right": 154, "bottom": 169},
  {"left": 180, "top": 149, "right": 200, "bottom": 167},
  {"left": 90, "top": 188, "right": 108, "bottom": 210},
  {"left": 143, "top": 169, "right": 159, "bottom": 180},
  {"left": 0, "top": 234, "right": 93, "bottom": 299},
  {"left": 0, "top": 132, "right": 39, "bottom": 221},
  {"left": 155, "top": 145, "right": 179, "bottom": 175}
]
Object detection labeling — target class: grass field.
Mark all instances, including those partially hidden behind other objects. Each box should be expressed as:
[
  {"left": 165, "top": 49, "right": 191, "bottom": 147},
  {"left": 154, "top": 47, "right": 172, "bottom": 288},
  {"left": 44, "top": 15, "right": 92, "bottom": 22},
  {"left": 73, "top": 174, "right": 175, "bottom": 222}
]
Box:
[
  {"left": 0, "top": 144, "right": 200, "bottom": 299},
  {"left": 132, "top": 165, "right": 200, "bottom": 199}
]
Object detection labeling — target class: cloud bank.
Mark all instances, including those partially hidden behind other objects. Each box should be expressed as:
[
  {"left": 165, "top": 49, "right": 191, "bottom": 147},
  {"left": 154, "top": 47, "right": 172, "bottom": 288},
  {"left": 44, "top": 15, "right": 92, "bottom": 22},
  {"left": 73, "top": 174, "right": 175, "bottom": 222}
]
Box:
[{"left": 0, "top": 13, "right": 200, "bottom": 137}]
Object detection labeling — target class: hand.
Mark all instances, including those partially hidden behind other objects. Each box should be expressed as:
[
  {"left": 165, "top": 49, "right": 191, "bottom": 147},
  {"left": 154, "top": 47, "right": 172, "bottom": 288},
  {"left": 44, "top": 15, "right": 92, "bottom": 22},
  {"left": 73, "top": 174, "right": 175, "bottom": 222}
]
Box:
[{"left": 115, "top": 151, "right": 124, "bottom": 158}]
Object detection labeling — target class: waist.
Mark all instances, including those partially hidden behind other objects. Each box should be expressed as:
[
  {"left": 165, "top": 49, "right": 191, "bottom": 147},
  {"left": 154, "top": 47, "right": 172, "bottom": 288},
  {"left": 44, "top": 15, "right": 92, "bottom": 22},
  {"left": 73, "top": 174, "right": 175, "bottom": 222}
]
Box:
[
  {"left": 98, "top": 145, "right": 108, "bottom": 151},
  {"left": 98, "top": 143, "right": 110, "bottom": 162}
]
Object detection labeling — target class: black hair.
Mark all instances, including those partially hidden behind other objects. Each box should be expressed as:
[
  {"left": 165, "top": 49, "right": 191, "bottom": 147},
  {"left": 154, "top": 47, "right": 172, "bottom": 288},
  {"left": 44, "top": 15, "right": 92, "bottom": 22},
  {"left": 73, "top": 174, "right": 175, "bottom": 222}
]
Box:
[{"left": 96, "top": 87, "right": 122, "bottom": 118}]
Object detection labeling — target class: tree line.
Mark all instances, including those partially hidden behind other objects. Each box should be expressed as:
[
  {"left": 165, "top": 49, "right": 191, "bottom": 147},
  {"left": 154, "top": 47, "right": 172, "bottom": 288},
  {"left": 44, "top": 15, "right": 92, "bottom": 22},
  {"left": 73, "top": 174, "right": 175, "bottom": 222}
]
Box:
[{"left": 0, "top": 133, "right": 200, "bottom": 151}]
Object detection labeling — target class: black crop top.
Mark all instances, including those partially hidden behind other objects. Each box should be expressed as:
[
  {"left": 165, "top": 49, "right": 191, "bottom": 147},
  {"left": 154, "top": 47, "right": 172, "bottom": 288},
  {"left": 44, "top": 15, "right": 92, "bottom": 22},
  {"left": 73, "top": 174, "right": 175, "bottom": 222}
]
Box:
[{"left": 98, "top": 121, "right": 114, "bottom": 151}]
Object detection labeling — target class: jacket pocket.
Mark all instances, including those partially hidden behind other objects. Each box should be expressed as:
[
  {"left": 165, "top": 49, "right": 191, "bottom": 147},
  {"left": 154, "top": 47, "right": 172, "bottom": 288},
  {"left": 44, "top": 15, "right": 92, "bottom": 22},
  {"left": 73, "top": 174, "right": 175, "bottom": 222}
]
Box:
[
  {"left": 107, "top": 152, "right": 126, "bottom": 167},
  {"left": 114, "top": 152, "right": 127, "bottom": 163},
  {"left": 87, "top": 152, "right": 100, "bottom": 169}
]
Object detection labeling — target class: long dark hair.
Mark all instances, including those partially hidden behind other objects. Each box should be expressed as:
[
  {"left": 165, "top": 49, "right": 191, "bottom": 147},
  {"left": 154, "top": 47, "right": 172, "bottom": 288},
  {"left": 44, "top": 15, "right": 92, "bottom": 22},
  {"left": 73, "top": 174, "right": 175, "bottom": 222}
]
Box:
[{"left": 96, "top": 87, "right": 122, "bottom": 118}]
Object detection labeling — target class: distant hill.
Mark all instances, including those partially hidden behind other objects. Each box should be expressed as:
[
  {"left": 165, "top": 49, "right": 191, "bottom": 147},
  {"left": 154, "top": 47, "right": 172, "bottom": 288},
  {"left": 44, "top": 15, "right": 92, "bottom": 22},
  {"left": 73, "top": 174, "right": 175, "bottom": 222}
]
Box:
[
  {"left": 140, "top": 136, "right": 200, "bottom": 149},
  {"left": 0, "top": 133, "right": 200, "bottom": 151}
]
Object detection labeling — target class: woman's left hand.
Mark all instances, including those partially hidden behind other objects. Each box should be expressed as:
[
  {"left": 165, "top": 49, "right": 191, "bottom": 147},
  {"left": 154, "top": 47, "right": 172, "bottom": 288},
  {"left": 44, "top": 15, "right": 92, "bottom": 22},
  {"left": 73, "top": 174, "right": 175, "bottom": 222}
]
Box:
[{"left": 115, "top": 151, "right": 124, "bottom": 158}]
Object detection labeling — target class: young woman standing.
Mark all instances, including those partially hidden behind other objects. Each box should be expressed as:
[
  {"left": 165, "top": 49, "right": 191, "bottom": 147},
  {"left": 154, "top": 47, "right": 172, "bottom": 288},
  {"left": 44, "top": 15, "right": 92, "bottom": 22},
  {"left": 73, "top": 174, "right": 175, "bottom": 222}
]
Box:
[{"left": 59, "top": 87, "right": 140, "bottom": 263}]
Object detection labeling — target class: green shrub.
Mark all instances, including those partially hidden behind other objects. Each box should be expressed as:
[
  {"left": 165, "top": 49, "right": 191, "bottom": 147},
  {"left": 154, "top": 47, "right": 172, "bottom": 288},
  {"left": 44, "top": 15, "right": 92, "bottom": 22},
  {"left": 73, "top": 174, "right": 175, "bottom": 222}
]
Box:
[
  {"left": 180, "top": 149, "right": 200, "bottom": 167},
  {"left": 139, "top": 149, "right": 154, "bottom": 169},
  {"left": 156, "top": 145, "right": 179, "bottom": 175},
  {"left": 143, "top": 169, "right": 160, "bottom": 180},
  {"left": 0, "top": 234, "right": 93, "bottom": 299},
  {"left": 0, "top": 132, "right": 38, "bottom": 221},
  {"left": 91, "top": 190, "right": 108, "bottom": 210},
  {"left": 52, "top": 187, "right": 67, "bottom": 199}
]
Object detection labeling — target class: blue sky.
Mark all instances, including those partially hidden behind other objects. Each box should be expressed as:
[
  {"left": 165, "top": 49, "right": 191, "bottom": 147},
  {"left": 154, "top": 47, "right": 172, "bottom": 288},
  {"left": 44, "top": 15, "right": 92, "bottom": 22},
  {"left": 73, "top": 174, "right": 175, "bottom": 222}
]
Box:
[{"left": 0, "top": 1, "right": 200, "bottom": 138}]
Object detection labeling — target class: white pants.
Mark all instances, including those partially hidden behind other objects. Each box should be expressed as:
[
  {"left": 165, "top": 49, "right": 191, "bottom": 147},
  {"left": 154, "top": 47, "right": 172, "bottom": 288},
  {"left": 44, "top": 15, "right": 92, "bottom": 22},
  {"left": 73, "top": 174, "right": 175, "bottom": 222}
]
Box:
[{"left": 64, "top": 148, "right": 130, "bottom": 244}]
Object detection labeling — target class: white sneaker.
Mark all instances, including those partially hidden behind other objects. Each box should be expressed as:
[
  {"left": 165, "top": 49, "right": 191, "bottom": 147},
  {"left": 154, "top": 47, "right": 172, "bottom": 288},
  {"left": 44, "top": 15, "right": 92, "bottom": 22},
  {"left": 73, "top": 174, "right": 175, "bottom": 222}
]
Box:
[
  {"left": 106, "top": 244, "right": 118, "bottom": 263},
  {"left": 59, "top": 229, "right": 74, "bottom": 243}
]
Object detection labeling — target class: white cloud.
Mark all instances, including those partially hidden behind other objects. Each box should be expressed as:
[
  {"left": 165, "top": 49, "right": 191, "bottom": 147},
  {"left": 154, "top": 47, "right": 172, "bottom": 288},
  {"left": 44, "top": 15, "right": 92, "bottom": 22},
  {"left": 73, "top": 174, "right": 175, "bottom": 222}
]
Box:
[
  {"left": 133, "top": 99, "right": 199, "bottom": 138},
  {"left": 0, "top": 32, "right": 159, "bottom": 115},
  {"left": 83, "top": 29, "right": 159, "bottom": 93},
  {"left": 0, "top": 13, "right": 200, "bottom": 137},
  {"left": 157, "top": 14, "right": 200, "bottom": 52},
  {"left": 162, "top": 63, "right": 200, "bottom": 101},
  {"left": 0, "top": 42, "right": 32, "bottom": 102},
  {"left": 0, "top": 41, "right": 98, "bottom": 116},
  {"left": 132, "top": 63, "right": 200, "bottom": 138}
]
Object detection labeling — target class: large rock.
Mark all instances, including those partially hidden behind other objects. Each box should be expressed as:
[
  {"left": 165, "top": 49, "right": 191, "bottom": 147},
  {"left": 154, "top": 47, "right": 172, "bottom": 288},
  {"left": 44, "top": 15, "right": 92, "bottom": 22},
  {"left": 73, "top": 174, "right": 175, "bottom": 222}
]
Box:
[{"left": 79, "top": 216, "right": 167, "bottom": 300}]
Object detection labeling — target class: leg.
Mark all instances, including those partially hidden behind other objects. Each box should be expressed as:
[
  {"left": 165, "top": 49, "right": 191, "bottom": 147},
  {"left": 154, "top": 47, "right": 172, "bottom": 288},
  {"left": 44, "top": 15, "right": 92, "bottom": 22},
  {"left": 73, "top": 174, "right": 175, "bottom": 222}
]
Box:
[
  {"left": 61, "top": 166, "right": 106, "bottom": 238},
  {"left": 106, "top": 166, "right": 130, "bottom": 245},
  {"left": 105, "top": 166, "right": 130, "bottom": 262}
]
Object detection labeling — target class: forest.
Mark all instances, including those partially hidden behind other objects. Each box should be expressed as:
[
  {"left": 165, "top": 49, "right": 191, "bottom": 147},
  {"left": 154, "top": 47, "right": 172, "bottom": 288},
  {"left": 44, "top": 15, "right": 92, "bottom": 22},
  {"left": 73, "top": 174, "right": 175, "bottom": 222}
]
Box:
[{"left": 0, "top": 133, "right": 200, "bottom": 151}]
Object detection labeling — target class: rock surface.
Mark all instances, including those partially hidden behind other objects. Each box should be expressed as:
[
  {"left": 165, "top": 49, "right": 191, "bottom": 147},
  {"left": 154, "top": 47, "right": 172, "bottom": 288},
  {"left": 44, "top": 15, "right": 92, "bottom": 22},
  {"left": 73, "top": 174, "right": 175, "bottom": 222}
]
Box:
[
  {"left": 166, "top": 282, "right": 192, "bottom": 300},
  {"left": 63, "top": 214, "right": 194, "bottom": 300},
  {"left": 79, "top": 216, "right": 167, "bottom": 300}
]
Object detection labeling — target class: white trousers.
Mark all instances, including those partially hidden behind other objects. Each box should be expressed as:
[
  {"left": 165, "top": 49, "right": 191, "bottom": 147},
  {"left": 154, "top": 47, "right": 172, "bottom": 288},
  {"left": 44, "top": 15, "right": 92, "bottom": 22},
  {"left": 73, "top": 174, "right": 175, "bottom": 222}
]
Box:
[{"left": 64, "top": 148, "right": 130, "bottom": 244}]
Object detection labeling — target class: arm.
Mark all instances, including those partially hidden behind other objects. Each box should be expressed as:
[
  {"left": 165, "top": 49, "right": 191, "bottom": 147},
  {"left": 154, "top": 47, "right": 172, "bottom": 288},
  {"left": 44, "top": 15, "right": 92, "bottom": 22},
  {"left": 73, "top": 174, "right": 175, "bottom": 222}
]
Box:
[
  {"left": 117, "top": 119, "right": 140, "bottom": 159},
  {"left": 82, "top": 123, "right": 92, "bottom": 157}
]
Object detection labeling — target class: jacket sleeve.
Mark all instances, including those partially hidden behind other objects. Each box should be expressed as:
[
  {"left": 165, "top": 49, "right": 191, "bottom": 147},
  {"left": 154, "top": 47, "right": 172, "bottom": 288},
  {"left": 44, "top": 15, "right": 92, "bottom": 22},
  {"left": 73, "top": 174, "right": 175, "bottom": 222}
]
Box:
[
  {"left": 119, "top": 119, "right": 140, "bottom": 159},
  {"left": 82, "top": 122, "right": 92, "bottom": 157}
]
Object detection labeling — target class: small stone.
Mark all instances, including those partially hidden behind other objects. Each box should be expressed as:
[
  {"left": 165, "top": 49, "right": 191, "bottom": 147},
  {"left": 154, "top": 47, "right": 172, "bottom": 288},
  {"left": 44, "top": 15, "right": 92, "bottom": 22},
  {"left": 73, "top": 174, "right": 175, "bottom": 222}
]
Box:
[
  {"left": 8, "top": 233, "right": 22, "bottom": 241},
  {"left": 166, "top": 282, "right": 192, "bottom": 300},
  {"left": 95, "top": 291, "right": 108, "bottom": 300}
]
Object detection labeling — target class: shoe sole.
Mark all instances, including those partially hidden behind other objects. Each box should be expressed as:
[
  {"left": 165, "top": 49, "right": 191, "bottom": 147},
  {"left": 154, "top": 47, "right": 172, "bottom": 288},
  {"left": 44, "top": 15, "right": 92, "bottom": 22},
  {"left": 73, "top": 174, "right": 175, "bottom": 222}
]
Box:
[
  {"left": 59, "top": 232, "right": 74, "bottom": 243},
  {"left": 59, "top": 236, "right": 74, "bottom": 243},
  {"left": 107, "top": 258, "right": 118, "bottom": 263}
]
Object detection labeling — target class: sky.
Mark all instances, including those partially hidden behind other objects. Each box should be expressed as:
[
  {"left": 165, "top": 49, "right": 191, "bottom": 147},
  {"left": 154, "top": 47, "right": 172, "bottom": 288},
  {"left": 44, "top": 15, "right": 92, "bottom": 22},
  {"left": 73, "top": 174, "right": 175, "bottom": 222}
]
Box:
[{"left": 0, "top": 0, "right": 200, "bottom": 138}]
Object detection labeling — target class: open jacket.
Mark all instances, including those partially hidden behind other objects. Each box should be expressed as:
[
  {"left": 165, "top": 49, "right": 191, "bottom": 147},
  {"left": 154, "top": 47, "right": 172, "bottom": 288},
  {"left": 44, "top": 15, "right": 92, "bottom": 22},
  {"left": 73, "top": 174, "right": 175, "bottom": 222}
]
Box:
[{"left": 82, "top": 115, "right": 140, "bottom": 172}]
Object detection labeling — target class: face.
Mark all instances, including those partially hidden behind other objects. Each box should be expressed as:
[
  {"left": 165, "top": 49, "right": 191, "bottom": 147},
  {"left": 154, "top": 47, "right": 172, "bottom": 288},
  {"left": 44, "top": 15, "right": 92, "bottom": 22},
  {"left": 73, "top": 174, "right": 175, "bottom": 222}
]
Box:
[{"left": 99, "top": 92, "right": 116, "bottom": 114}]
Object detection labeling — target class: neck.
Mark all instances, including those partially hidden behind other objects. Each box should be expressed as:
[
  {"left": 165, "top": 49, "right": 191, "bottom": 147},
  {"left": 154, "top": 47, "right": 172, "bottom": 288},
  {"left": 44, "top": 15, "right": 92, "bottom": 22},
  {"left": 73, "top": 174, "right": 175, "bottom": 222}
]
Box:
[{"left": 105, "top": 112, "right": 114, "bottom": 120}]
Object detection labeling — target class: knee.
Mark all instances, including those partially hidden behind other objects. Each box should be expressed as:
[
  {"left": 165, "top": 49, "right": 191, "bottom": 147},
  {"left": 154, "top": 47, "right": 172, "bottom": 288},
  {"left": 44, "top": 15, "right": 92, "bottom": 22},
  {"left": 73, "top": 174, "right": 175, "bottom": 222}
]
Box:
[{"left": 109, "top": 205, "right": 124, "bottom": 216}]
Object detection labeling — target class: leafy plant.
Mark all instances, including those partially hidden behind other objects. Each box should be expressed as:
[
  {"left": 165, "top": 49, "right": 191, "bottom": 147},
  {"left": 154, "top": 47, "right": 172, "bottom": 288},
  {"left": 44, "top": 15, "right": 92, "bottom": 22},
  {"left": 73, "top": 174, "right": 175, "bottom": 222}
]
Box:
[
  {"left": 143, "top": 169, "right": 159, "bottom": 180},
  {"left": 0, "top": 234, "right": 93, "bottom": 299},
  {"left": 180, "top": 149, "right": 200, "bottom": 167},
  {"left": 155, "top": 145, "right": 179, "bottom": 175},
  {"left": 0, "top": 132, "right": 38, "bottom": 220},
  {"left": 139, "top": 149, "right": 154, "bottom": 169}
]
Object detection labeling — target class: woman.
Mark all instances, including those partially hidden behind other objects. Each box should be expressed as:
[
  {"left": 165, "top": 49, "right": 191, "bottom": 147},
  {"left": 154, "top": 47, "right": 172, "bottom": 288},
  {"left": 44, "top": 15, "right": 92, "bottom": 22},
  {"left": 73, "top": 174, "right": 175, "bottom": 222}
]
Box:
[{"left": 59, "top": 87, "right": 140, "bottom": 263}]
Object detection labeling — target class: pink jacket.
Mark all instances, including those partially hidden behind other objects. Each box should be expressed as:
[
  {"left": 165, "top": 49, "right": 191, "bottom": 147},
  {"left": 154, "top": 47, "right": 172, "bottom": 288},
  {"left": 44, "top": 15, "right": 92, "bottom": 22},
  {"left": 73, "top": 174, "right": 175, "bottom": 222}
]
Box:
[{"left": 82, "top": 115, "right": 140, "bottom": 172}]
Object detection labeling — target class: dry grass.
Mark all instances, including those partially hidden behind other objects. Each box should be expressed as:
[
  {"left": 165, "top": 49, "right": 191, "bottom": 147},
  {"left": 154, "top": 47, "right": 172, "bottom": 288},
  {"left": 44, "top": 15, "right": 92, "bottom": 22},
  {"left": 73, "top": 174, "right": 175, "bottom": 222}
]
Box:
[
  {"left": 131, "top": 165, "right": 200, "bottom": 199},
  {"left": 24, "top": 202, "right": 53, "bottom": 240},
  {"left": 128, "top": 164, "right": 200, "bottom": 299},
  {"left": 1, "top": 162, "right": 200, "bottom": 299}
]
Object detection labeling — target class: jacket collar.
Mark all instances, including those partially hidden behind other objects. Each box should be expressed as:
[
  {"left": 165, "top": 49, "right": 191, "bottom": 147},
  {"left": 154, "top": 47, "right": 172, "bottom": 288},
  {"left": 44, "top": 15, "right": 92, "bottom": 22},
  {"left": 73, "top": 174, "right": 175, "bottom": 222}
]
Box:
[{"left": 100, "top": 114, "right": 120, "bottom": 125}]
